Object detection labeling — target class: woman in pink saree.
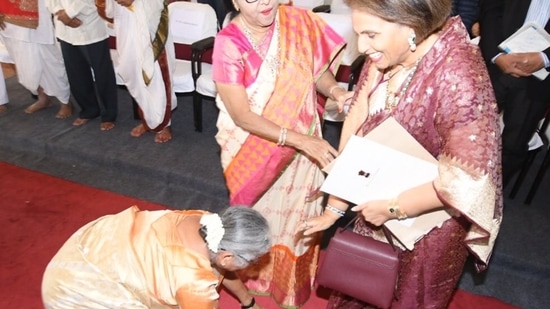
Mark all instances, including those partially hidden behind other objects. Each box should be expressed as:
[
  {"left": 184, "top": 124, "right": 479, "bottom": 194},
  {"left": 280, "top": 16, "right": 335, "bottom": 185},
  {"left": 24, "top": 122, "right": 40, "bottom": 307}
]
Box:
[
  {"left": 212, "top": 0, "right": 349, "bottom": 307},
  {"left": 301, "top": 0, "right": 503, "bottom": 308}
]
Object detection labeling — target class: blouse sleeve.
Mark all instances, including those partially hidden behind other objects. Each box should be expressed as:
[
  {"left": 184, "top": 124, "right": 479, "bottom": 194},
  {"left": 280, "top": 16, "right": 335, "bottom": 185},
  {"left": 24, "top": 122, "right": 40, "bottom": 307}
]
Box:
[{"left": 212, "top": 31, "right": 245, "bottom": 85}]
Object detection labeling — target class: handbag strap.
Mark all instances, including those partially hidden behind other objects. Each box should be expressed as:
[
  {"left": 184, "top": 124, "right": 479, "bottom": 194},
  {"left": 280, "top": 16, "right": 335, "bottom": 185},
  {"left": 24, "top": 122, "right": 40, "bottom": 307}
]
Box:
[{"left": 340, "top": 214, "right": 399, "bottom": 251}]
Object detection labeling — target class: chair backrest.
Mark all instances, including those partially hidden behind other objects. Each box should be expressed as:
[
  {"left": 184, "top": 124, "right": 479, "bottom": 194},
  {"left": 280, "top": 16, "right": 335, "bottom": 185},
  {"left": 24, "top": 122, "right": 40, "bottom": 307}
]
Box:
[
  {"left": 317, "top": 13, "right": 359, "bottom": 66},
  {"left": 330, "top": 0, "right": 351, "bottom": 15},
  {"left": 290, "top": 0, "right": 325, "bottom": 10},
  {"left": 168, "top": 2, "right": 218, "bottom": 46}
]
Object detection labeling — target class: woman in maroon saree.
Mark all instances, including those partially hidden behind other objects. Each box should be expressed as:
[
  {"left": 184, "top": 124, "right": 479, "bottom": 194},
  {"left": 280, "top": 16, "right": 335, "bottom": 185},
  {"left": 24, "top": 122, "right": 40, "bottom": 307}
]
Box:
[{"left": 301, "top": 0, "right": 503, "bottom": 308}]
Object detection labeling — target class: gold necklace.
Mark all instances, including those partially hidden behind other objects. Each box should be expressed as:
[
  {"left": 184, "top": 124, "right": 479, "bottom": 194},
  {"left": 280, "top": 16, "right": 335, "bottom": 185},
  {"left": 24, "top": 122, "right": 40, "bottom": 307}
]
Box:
[{"left": 385, "top": 57, "right": 422, "bottom": 111}]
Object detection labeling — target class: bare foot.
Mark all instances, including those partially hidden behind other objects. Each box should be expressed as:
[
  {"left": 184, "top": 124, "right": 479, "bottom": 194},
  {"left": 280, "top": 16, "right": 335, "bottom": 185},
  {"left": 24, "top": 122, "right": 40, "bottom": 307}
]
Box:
[
  {"left": 154, "top": 126, "right": 172, "bottom": 143},
  {"left": 130, "top": 124, "right": 147, "bottom": 137},
  {"left": 100, "top": 122, "right": 115, "bottom": 131},
  {"left": 56, "top": 103, "right": 73, "bottom": 119},
  {"left": 72, "top": 118, "right": 90, "bottom": 126},
  {"left": 0, "top": 105, "right": 7, "bottom": 113},
  {"left": 25, "top": 99, "right": 52, "bottom": 114}
]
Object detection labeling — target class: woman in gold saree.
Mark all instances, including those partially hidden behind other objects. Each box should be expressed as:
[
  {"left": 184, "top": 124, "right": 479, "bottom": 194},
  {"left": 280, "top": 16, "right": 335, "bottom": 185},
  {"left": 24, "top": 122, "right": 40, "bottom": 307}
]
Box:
[
  {"left": 42, "top": 206, "right": 270, "bottom": 308},
  {"left": 212, "top": 0, "right": 350, "bottom": 307}
]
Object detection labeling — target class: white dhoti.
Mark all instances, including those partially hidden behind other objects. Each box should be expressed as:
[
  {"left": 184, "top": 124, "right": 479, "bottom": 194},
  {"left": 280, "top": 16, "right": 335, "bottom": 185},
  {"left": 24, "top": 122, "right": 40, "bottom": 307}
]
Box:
[
  {"left": 1, "top": 36, "right": 70, "bottom": 103},
  {"left": 108, "top": 0, "right": 176, "bottom": 129},
  {"left": 0, "top": 0, "right": 70, "bottom": 104}
]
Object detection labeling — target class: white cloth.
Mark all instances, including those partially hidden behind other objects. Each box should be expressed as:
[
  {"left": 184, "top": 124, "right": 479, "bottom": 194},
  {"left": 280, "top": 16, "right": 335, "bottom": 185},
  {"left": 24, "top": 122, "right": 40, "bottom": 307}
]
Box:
[
  {"left": 45, "top": 0, "right": 108, "bottom": 45},
  {"left": 105, "top": 0, "right": 176, "bottom": 128},
  {"left": 0, "top": 0, "right": 70, "bottom": 102},
  {"left": 0, "top": 67, "right": 8, "bottom": 105}
]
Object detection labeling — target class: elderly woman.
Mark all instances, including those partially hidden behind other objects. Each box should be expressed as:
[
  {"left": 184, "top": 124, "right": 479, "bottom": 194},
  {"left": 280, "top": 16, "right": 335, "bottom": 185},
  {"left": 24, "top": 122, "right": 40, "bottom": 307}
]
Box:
[
  {"left": 212, "top": 0, "right": 351, "bottom": 307},
  {"left": 302, "top": 0, "right": 503, "bottom": 308},
  {"left": 42, "top": 206, "right": 270, "bottom": 309}
]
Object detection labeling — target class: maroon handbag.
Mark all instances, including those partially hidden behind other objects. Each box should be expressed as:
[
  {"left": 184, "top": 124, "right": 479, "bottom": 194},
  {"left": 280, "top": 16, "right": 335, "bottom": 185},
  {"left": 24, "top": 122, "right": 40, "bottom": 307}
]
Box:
[{"left": 316, "top": 217, "right": 401, "bottom": 309}]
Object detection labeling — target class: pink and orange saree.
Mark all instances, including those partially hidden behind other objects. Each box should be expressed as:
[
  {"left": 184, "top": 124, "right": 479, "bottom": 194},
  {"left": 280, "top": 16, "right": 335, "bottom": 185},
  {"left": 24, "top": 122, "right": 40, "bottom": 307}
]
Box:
[{"left": 213, "top": 6, "right": 345, "bottom": 308}]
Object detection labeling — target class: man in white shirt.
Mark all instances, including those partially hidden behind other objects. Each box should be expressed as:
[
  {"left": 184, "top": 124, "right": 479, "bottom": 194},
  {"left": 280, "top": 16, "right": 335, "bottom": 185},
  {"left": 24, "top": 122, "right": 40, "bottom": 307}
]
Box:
[
  {"left": 0, "top": 1, "right": 72, "bottom": 118},
  {"left": 45, "top": 0, "right": 118, "bottom": 131}
]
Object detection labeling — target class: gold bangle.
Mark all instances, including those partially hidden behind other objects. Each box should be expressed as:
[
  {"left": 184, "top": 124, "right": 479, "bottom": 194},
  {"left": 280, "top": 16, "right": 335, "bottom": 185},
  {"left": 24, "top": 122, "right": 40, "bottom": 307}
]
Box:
[{"left": 388, "top": 198, "right": 408, "bottom": 220}]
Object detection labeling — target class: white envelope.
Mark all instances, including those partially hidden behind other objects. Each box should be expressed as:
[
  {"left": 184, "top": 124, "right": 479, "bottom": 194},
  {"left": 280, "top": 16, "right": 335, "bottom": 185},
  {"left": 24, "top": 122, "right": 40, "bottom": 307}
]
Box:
[{"left": 321, "top": 117, "right": 451, "bottom": 250}]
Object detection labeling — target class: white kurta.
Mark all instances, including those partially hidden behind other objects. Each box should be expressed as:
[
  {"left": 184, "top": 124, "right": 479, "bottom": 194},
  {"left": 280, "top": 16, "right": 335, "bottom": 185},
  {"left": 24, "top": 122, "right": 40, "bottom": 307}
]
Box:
[
  {"left": 0, "top": 0, "right": 70, "bottom": 102},
  {"left": 106, "top": 0, "right": 176, "bottom": 129}
]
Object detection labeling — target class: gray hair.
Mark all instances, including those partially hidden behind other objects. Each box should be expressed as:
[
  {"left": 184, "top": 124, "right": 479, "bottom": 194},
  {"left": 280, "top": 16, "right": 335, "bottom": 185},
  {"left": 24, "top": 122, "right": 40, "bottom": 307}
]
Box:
[
  {"left": 344, "top": 0, "right": 452, "bottom": 44},
  {"left": 213, "top": 206, "right": 271, "bottom": 268}
]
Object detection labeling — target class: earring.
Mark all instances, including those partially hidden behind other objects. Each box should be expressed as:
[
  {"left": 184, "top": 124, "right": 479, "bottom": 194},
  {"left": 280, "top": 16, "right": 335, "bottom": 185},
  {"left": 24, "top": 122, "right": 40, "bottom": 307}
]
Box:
[{"left": 408, "top": 32, "right": 417, "bottom": 52}]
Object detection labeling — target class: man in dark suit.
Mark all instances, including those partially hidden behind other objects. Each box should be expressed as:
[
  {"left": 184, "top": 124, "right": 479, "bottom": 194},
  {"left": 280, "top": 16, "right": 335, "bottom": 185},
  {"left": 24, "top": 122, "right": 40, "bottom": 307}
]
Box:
[
  {"left": 452, "top": 0, "right": 479, "bottom": 37},
  {"left": 479, "top": 0, "right": 550, "bottom": 186}
]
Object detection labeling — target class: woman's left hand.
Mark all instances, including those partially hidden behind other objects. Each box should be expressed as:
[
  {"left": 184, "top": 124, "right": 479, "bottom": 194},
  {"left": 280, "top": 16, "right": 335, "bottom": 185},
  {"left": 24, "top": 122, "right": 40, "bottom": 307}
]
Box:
[
  {"left": 293, "top": 134, "right": 338, "bottom": 168},
  {"left": 351, "top": 200, "right": 393, "bottom": 226},
  {"left": 331, "top": 87, "right": 354, "bottom": 113}
]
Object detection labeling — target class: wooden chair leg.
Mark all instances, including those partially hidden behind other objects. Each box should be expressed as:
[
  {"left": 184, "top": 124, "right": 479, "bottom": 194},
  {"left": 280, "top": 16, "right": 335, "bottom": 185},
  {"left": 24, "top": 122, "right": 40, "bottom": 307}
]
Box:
[
  {"left": 525, "top": 149, "right": 550, "bottom": 204},
  {"left": 509, "top": 149, "right": 540, "bottom": 198}
]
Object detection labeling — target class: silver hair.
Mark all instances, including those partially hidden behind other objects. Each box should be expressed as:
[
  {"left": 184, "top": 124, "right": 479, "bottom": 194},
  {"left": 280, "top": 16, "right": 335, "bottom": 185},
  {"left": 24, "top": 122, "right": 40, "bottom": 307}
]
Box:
[{"left": 206, "top": 206, "right": 271, "bottom": 268}]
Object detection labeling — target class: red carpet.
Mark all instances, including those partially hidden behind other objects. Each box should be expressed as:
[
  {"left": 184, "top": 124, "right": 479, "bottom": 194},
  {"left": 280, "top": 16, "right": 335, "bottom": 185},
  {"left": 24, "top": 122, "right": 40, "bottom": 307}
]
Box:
[{"left": 0, "top": 161, "right": 519, "bottom": 309}]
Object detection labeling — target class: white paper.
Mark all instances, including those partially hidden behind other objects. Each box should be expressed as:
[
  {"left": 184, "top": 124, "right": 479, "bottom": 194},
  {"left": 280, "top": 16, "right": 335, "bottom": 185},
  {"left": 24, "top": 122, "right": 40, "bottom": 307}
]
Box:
[
  {"left": 321, "top": 118, "right": 452, "bottom": 250},
  {"left": 321, "top": 136, "right": 438, "bottom": 205},
  {"left": 498, "top": 22, "right": 550, "bottom": 80}
]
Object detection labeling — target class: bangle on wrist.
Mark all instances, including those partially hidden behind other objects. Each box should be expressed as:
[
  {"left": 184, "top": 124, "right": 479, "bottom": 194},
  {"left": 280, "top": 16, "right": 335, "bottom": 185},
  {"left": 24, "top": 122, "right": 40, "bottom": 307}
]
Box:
[
  {"left": 241, "top": 297, "right": 255, "bottom": 309},
  {"left": 277, "top": 127, "right": 287, "bottom": 146},
  {"left": 387, "top": 198, "right": 407, "bottom": 220},
  {"left": 328, "top": 85, "right": 344, "bottom": 99},
  {"left": 325, "top": 204, "right": 346, "bottom": 217}
]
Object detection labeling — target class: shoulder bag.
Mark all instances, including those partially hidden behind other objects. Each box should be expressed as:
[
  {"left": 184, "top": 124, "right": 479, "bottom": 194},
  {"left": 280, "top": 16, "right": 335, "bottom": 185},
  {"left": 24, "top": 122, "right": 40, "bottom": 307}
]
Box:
[{"left": 316, "top": 215, "right": 401, "bottom": 309}]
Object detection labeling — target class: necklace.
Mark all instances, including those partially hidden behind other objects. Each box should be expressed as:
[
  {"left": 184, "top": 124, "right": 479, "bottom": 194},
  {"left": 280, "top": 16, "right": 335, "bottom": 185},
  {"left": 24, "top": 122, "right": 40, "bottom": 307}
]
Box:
[
  {"left": 240, "top": 18, "right": 280, "bottom": 75},
  {"left": 384, "top": 57, "right": 422, "bottom": 111}
]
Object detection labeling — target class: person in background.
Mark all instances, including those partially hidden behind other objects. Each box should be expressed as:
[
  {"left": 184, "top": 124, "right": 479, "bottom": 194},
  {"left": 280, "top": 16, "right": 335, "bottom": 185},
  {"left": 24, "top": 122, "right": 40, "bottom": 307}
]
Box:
[
  {"left": 452, "top": 0, "right": 479, "bottom": 37},
  {"left": 42, "top": 206, "right": 270, "bottom": 309},
  {"left": 45, "top": 0, "right": 118, "bottom": 131},
  {"left": 301, "top": 0, "right": 502, "bottom": 308},
  {"left": 479, "top": 0, "right": 550, "bottom": 187},
  {"left": 97, "top": 0, "right": 176, "bottom": 143},
  {"left": 212, "top": 0, "right": 351, "bottom": 306},
  {"left": 0, "top": 2, "right": 72, "bottom": 118}
]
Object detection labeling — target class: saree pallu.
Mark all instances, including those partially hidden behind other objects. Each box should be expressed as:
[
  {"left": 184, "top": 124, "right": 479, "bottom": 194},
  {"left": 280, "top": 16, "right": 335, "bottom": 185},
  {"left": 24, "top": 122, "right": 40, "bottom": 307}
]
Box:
[
  {"left": 2, "top": 0, "right": 38, "bottom": 29},
  {"left": 214, "top": 6, "right": 345, "bottom": 308}
]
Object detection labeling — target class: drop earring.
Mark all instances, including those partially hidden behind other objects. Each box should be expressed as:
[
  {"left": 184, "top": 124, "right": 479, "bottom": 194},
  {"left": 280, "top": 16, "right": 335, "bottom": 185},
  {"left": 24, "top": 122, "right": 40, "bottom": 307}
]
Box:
[{"left": 408, "top": 32, "right": 417, "bottom": 52}]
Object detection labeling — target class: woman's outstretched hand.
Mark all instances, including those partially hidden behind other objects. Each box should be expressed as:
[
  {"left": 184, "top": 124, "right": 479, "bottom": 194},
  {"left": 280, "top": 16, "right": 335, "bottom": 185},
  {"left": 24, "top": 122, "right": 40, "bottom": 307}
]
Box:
[{"left": 296, "top": 211, "right": 340, "bottom": 236}]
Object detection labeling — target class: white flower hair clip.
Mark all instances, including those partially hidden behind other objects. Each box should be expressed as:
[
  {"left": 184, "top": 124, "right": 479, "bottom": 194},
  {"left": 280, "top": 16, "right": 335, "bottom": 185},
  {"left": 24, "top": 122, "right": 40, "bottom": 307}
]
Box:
[{"left": 200, "top": 214, "right": 225, "bottom": 252}]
